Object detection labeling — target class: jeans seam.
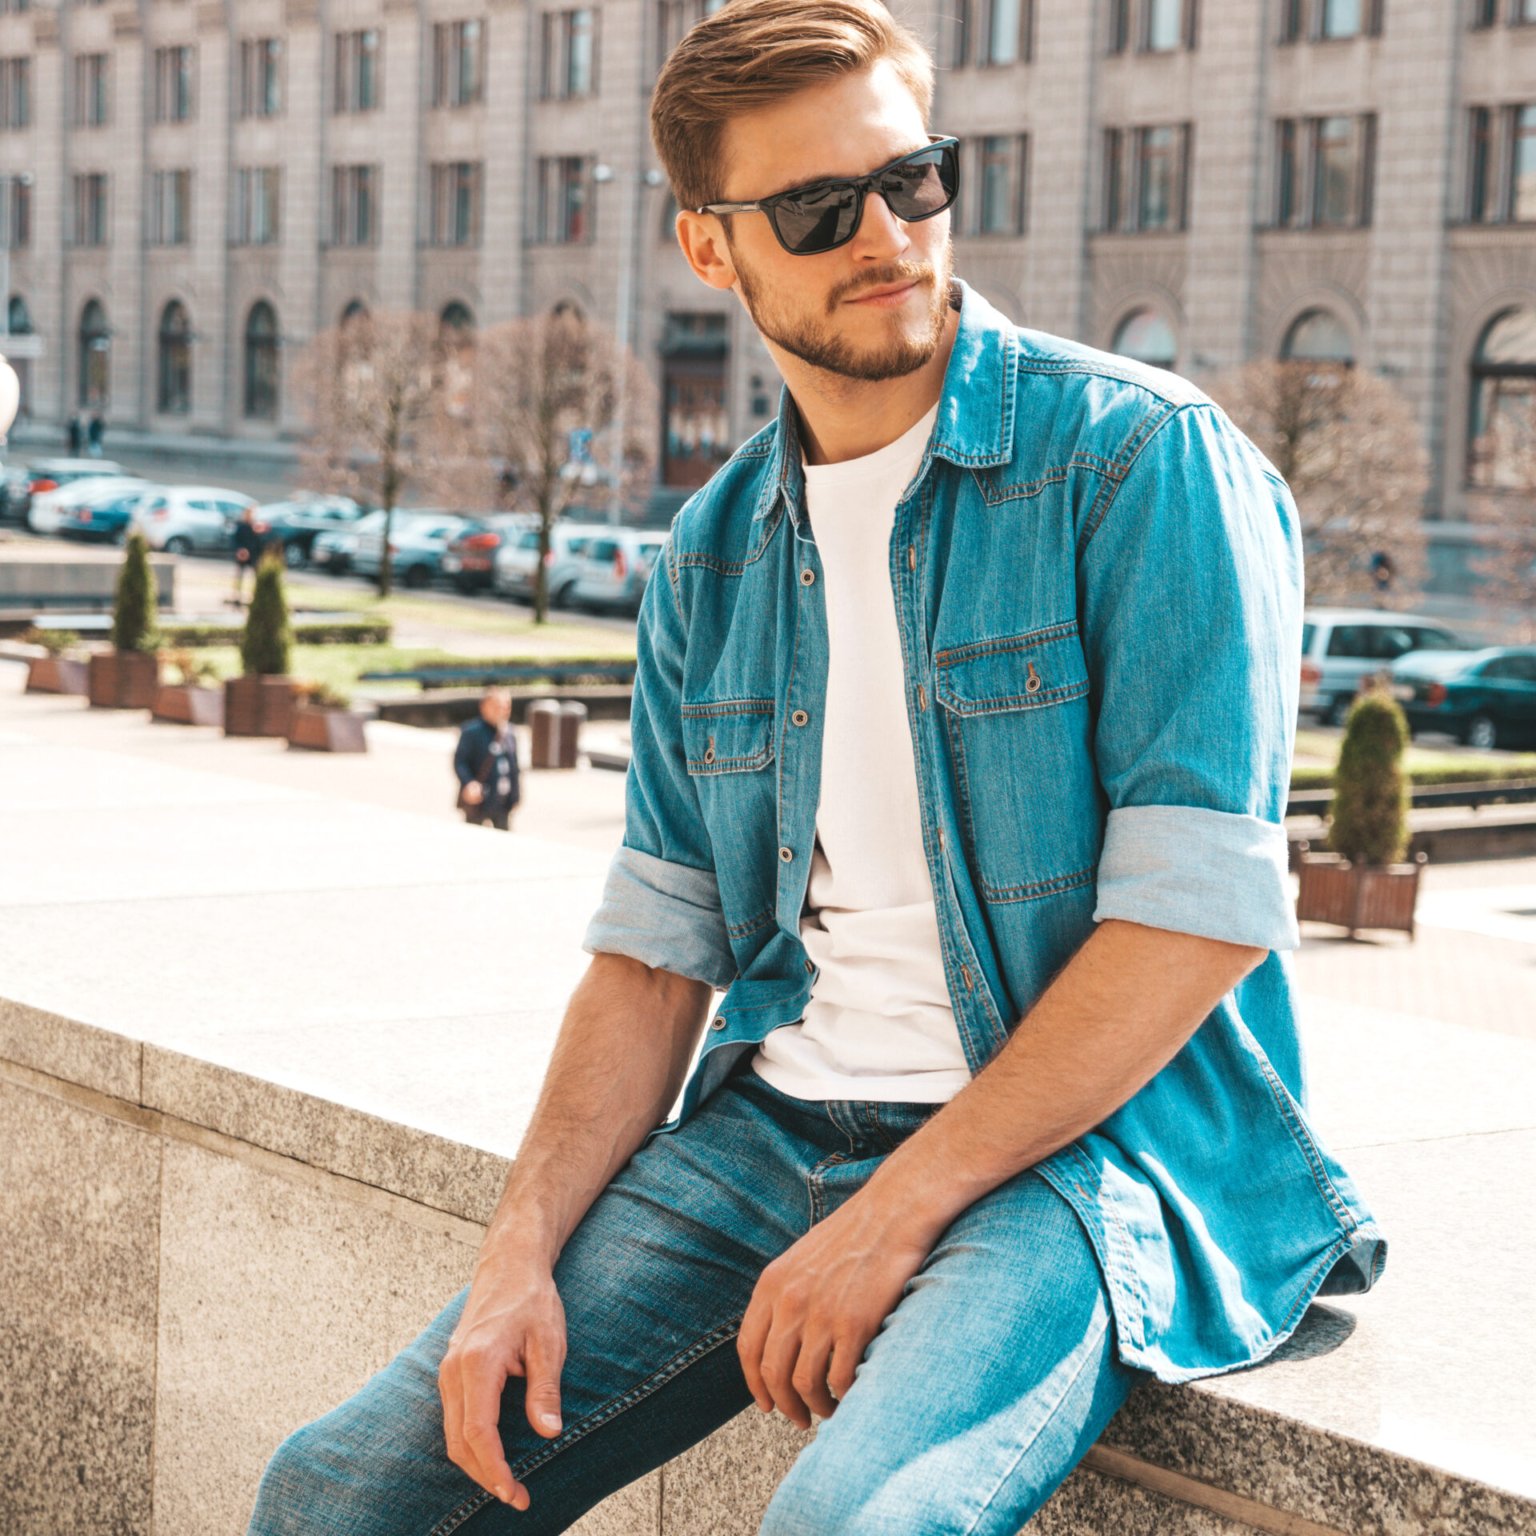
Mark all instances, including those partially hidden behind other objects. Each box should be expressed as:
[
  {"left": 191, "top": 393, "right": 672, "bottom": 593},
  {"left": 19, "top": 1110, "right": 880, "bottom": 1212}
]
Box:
[
  {"left": 428, "top": 1489, "right": 495, "bottom": 1536},
  {"left": 958, "top": 1306, "right": 1116, "bottom": 1536}
]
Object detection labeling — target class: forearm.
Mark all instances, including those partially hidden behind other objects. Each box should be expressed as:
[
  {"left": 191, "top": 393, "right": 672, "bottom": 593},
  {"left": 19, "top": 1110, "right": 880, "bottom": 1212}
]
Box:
[
  {"left": 864, "top": 919, "right": 1264, "bottom": 1244},
  {"left": 478, "top": 951, "right": 711, "bottom": 1274}
]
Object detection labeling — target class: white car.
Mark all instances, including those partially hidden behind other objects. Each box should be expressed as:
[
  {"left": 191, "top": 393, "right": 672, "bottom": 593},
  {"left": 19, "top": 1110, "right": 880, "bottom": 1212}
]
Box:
[
  {"left": 493, "top": 523, "right": 604, "bottom": 604},
  {"left": 563, "top": 529, "right": 669, "bottom": 614},
  {"left": 27, "top": 476, "right": 154, "bottom": 537},
  {"left": 351, "top": 510, "right": 463, "bottom": 587},
  {"left": 130, "top": 486, "right": 258, "bottom": 554},
  {"left": 313, "top": 509, "right": 386, "bottom": 575}
]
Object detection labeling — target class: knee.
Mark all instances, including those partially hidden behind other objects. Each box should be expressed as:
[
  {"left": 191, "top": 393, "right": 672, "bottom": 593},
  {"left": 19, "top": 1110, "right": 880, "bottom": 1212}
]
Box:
[
  {"left": 247, "top": 1418, "right": 348, "bottom": 1535},
  {"left": 759, "top": 1457, "right": 893, "bottom": 1536}
]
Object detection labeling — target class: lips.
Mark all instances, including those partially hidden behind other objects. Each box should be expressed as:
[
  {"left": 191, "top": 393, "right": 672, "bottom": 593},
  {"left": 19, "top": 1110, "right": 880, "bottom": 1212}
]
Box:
[{"left": 850, "top": 280, "right": 919, "bottom": 302}]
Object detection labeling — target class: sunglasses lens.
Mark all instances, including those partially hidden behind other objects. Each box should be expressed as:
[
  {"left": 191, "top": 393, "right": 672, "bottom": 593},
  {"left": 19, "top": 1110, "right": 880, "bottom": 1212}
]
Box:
[
  {"left": 772, "top": 183, "right": 861, "bottom": 254},
  {"left": 880, "top": 146, "right": 958, "bottom": 221}
]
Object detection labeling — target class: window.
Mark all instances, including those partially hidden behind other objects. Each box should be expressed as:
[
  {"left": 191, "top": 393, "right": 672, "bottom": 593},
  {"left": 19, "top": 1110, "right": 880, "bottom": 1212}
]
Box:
[
  {"left": 1520, "top": 0, "right": 1536, "bottom": 20},
  {"left": 0, "top": 0, "right": 29, "bottom": 12},
  {"left": 238, "top": 39, "right": 282, "bottom": 118},
  {"left": 1112, "top": 308, "right": 1178, "bottom": 368},
  {"left": 542, "top": 10, "right": 597, "bottom": 98},
  {"left": 243, "top": 301, "right": 279, "bottom": 420},
  {"left": 1102, "top": 124, "right": 1191, "bottom": 232},
  {"left": 1279, "top": 0, "right": 1306, "bottom": 40},
  {"left": 157, "top": 301, "right": 191, "bottom": 414},
  {"left": 73, "top": 54, "right": 109, "bottom": 127},
  {"left": 1321, "top": 0, "right": 1362, "bottom": 36},
  {"left": 973, "top": 134, "right": 1028, "bottom": 234},
  {"left": 1471, "top": 0, "right": 1498, "bottom": 24},
  {"left": 233, "top": 167, "right": 281, "bottom": 244},
  {"left": 153, "top": 46, "right": 195, "bottom": 124},
  {"left": 329, "top": 165, "right": 379, "bottom": 246},
  {"left": 1145, "top": 0, "right": 1190, "bottom": 50},
  {"left": 1515, "top": 105, "right": 1536, "bottom": 219},
  {"left": 1108, "top": 0, "right": 1130, "bottom": 51},
  {"left": 433, "top": 20, "right": 484, "bottom": 108},
  {"left": 654, "top": 0, "right": 726, "bottom": 70},
  {"left": 1273, "top": 115, "right": 1374, "bottom": 227},
  {"left": 149, "top": 169, "right": 192, "bottom": 245},
  {"left": 71, "top": 173, "right": 107, "bottom": 245},
  {"left": 1315, "top": 115, "right": 1361, "bottom": 224},
  {"left": 1283, "top": 308, "right": 1355, "bottom": 365},
  {"left": 536, "top": 156, "right": 592, "bottom": 243},
  {"left": 1283, "top": 0, "right": 1382, "bottom": 39},
  {"left": 428, "top": 161, "right": 482, "bottom": 246},
  {"left": 1276, "top": 119, "right": 1300, "bottom": 225},
  {"left": 981, "top": 0, "right": 1032, "bottom": 65},
  {"left": 78, "top": 298, "right": 110, "bottom": 409},
  {"left": 1468, "top": 307, "right": 1536, "bottom": 488},
  {"left": 333, "top": 30, "right": 381, "bottom": 113},
  {"left": 6, "top": 176, "right": 30, "bottom": 247},
  {"left": 1468, "top": 106, "right": 1495, "bottom": 221},
  {"left": 0, "top": 58, "right": 29, "bottom": 129},
  {"left": 946, "top": 0, "right": 971, "bottom": 67}
]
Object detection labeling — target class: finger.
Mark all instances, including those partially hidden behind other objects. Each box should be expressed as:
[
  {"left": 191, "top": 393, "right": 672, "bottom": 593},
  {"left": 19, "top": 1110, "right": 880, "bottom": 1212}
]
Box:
[
  {"left": 826, "top": 1333, "right": 864, "bottom": 1411},
  {"left": 737, "top": 1300, "right": 773, "bottom": 1413},
  {"left": 759, "top": 1324, "right": 813, "bottom": 1431},
  {"left": 522, "top": 1326, "right": 566, "bottom": 1440},
  {"left": 791, "top": 1331, "right": 839, "bottom": 1423},
  {"left": 458, "top": 1349, "right": 524, "bottom": 1509}
]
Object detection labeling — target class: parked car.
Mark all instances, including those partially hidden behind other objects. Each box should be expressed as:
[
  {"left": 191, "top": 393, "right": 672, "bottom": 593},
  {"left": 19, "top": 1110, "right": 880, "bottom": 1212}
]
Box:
[
  {"left": 492, "top": 523, "right": 603, "bottom": 605},
  {"left": 350, "top": 510, "right": 464, "bottom": 588},
  {"left": 14, "top": 458, "right": 127, "bottom": 528},
  {"left": 312, "top": 510, "right": 386, "bottom": 575},
  {"left": 1388, "top": 647, "right": 1536, "bottom": 749},
  {"left": 1299, "top": 608, "right": 1465, "bottom": 726},
  {"left": 442, "top": 514, "right": 536, "bottom": 593},
  {"left": 129, "top": 486, "right": 258, "bottom": 554},
  {"left": 255, "top": 497, "right": 368, "bottom": 566},
  {"left": 563, "top": 529, "right": 669, "bottom": 614},
  {"left": 28, "top": 476, "right": 154, "bottom": 538}
]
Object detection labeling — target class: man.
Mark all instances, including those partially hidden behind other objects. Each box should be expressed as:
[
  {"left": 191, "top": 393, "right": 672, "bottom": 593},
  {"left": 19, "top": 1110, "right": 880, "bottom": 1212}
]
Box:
[
  {"left": 232, "top": 506, "right": 271, "bottom": 602},
  {"left": 456, "top": 688, "right": 522, "bottom": 832},
  {"left": 251, "top": 3, "right": 1385, "bottom": 1531}
]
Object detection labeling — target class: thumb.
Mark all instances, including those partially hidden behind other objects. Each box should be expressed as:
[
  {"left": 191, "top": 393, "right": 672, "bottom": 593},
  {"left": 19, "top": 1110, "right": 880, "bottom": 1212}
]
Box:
[{"left": 522, "top": 1333, "right": 565, "bottom": 1439}]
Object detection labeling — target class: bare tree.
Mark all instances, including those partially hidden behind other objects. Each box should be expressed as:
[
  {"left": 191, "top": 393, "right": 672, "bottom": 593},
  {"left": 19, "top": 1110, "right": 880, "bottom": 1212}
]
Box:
[
  {"left": 1468, "top": 413, "right": 1536, "bottom": 641},
  {"left": 451, "top": 310, "right": 657, "bottom": 623},
  {"left": 1210, "top": 361, "right": 1429, "bottom": 606},
  {"left": 291, "top": 309, "right": 464, "bottom": 597}
]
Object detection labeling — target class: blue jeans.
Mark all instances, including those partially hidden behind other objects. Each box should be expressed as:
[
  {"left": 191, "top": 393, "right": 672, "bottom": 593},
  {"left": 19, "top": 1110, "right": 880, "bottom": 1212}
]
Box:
[{"left": 249, "top": 1061, "right": 1138, "bottom": 1535}]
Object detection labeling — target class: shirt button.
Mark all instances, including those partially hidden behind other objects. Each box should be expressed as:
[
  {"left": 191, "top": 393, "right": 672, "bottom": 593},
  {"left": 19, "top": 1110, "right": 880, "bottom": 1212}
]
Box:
[
  {"left": 937, "top": 826, "right": 945, "bottom": 851},
  {"left": 791, "top": 709, "right": 809, "bottom": 726},
  {"left": 779, "top": 846, "right": 794, "bottom": 862},
  {"left": 917, "top": 684, "right": 928, "bottom": 711},
  {"left": 800, "top": 567, "right": 816, "bottom": 586},
  {"left": 907, "top": 544, "right": 917, "bottom": 571},
  {"left": 711, "top": 1015, "right": 728, "bottom": 1031},
  {"left": 961, "top": 965, "right": 973, "bottom": 991},
  {"left": 804, "top": 958, "right": 815, "bottom": 973}
]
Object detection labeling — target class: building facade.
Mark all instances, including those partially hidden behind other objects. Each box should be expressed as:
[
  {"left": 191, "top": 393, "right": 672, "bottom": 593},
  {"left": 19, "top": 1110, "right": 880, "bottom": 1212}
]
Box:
[{"left": 0, "top": 0, "right": 1533, "bottom": 580}]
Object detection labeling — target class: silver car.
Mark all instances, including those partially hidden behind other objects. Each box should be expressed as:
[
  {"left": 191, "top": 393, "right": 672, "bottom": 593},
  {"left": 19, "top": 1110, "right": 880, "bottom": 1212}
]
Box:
[{"left": 1300, "top": 607, "right": 1465, "bottom": 725}]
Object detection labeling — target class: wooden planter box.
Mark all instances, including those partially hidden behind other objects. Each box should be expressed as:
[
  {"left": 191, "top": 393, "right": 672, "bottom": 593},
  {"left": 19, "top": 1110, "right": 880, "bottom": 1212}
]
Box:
[
  {"left": 1295, "top": 844, "right": 1428, "bottom": 940},
  {"left": 287, "top": 704, "right": 368, "bottom": 754},
  {"left": 24, "top": 656, "right": 90, "bottom": 696},
  {"left": 224, "top": 674, "right": 295, "bottom": 738},
  {"left": 88, "top": 650, "right": 161, "bottom": 710},
  {"left": 151, "top": 683, "right": 225, "bottom": 728}
]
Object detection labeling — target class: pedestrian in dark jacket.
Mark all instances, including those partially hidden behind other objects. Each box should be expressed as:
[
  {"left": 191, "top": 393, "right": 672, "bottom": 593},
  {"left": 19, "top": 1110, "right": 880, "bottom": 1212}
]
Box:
[
  {"left": 232, "top": 507, "right": 269, "bottom": 601},
  {"left": 454, "top": 689, "right": 520, "bottom": 831},
  {"left": 86, "top": 413, "right": 104, "bottom": 458},
  {"left": 67, "top": 414, "right": 83, "bottom": 456}
]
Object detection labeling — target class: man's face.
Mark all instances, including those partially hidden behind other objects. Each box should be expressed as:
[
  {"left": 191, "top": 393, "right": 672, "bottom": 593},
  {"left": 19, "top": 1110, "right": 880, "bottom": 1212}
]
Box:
[
  {"left": 481, "top": 693, "right": 511, "bottom": 728},
  {"left": 707, "top": 60, "right": 953, "bottom": 384}
]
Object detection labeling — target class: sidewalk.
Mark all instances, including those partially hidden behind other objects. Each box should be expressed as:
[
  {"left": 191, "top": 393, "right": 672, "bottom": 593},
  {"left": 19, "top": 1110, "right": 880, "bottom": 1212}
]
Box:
[{"left": 2, "top": 661, "right": 1533, "bottom": 1535}]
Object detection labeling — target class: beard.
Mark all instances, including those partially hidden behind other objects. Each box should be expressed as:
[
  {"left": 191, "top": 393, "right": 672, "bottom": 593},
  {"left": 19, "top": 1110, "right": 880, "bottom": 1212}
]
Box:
[{"left": 730, "top": 235, "right": 955, "bottom": 384}]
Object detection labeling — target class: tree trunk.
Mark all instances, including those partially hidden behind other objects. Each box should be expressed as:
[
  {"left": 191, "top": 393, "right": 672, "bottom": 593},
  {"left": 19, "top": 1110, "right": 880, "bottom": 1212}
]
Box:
[{"left": 378, "top": 501, "right": 396, "bottom": 599}]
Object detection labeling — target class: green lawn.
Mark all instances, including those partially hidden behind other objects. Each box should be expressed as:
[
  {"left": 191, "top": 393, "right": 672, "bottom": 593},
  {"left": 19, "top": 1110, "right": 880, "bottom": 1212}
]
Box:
[{"left": 1293, "top": 727, "right": 1536, "bottom": 789}]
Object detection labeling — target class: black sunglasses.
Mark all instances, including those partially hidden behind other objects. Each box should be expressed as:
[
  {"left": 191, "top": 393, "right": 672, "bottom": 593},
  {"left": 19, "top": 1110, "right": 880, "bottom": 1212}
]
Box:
[{"left": 697, "top": 135, "right": 960, "bottom": 256}]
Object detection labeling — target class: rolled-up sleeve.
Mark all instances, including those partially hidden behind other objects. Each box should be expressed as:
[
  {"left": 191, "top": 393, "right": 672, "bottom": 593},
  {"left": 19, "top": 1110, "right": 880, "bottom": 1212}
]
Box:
[
  {"left": 1079, "top": 402, "right": 1303, "bottom": 953},
  {"left": 581, "top": 533, "right": 737, "bottom": 990}
]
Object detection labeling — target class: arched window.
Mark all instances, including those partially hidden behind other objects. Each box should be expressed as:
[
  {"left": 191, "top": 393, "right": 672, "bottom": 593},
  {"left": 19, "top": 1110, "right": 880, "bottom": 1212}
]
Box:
[
  {"left": 78, "top": 298, "right": 111, "bottom": 410},
  {"left": 8, "top": 295, "right": 32, "bottom": 335},
  {"left": 1469, "top": 307, "right": 1536, "bottom": 489},
  {"left": 340, "top": 298, "right": 369, "bottom": 327},
  {"left": 439, "top": 300, "right": 474, "bottom": 337},
  {"left": 157, "top": 300, "right": 193, "bottom": 414},
  {"left": 1282, "top": 308, "right": 1355, "bottom": 366},
  {"left": 438, "top": 301, "right": 476, "bottom": 421},
  {"left": 1111, "top": 308, "right": 1177, "bottom": 369},
  {"left": 244, "top": 301, "right": 279, "bottom": 421}
]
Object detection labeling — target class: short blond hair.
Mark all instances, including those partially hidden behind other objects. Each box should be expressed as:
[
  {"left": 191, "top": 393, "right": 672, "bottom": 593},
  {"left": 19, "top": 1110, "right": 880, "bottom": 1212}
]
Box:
[{"left": 651, "top": 0, "right": 935, "bottom": 212}]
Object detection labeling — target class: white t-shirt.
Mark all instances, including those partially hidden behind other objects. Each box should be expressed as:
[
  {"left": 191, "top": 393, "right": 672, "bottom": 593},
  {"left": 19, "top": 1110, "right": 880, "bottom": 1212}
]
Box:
[{"left": 750, "top": 402, "right": 972, "bottom": 1104}]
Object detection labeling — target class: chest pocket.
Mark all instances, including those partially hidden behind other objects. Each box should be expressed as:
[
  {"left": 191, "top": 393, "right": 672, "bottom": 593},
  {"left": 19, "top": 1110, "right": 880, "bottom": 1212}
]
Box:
[
  {"left": 681, "top": 698, "right": 778, "bottom": 936},
  {"left": 933, "top": 623, "right": 1102, "bottom": 902}
]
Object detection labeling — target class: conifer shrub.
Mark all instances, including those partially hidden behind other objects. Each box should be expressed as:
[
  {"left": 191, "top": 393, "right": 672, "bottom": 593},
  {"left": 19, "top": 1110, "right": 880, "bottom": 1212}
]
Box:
[
  {"left": 240, "top": 550, "right": 293, "bottom": 677},
  {"left": 1327, "top": 689, "right": 1410, "bottom": 865},
  {"left": 111, "top": 533, "right": 159, "bottom": 653}
]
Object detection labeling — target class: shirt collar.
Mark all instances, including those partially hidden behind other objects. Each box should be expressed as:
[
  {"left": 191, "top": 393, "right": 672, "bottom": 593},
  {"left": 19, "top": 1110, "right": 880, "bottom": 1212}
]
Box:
[{"left": 753, "top": 278, "right": 1016, "bottom": 527}]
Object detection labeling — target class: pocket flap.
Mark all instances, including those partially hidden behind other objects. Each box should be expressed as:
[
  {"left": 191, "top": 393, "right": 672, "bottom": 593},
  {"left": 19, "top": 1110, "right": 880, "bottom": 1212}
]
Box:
[
  {"left": 934, "top": 623, "right": 1089, "bottom": 716},
  {"left": 682, "top": 699, "right": 776, "bottom": 775}
]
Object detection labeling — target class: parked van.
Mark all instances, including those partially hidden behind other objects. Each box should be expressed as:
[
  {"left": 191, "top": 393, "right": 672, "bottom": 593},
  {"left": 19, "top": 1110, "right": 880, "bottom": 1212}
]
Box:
[{"left": 1300, "top": 608, "right": 1465, "bottom": 725}]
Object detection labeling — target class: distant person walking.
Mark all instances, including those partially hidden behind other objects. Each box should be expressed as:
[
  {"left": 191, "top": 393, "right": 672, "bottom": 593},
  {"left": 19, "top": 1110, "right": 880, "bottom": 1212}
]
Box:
[
  {"left": 86, "top": 412, "right": 104, "bottom": 458},
  {"left": 66, "top": 413, "right": 83, "bottom": 456},
  {"left": 231, "top": 507, "right": 268, "bottom": 601},
  {"left": 454, "top": 688, "right": 521, "bottom": 831}
]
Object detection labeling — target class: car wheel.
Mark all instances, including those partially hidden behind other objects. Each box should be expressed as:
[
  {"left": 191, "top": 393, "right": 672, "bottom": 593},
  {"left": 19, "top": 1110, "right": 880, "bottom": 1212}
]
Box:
[
  {"left": 1466, "top": 714, "right": 1500, "bottom": 752},
  {"left": 283, "top": 541, "right": 307, "bottom": 569},
  {"left": 403, "top": 564, "right": 432, "bottom": 590},
  {"left": 551, "top": 581, "right": 576, "bottom": 610},
  {"left": 166, "top": 535, "right": 191, "bottom": 555}
]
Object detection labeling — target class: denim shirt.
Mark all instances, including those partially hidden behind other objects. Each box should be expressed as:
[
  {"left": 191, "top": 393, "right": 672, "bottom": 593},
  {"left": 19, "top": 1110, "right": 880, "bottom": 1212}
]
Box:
[{"left": 584, "top": 281, "right": 1386, "bottom": 1384}]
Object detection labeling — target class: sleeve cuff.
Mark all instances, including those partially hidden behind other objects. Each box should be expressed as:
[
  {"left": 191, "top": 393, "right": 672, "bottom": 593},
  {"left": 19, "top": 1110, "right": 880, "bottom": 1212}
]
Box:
[
  {"left": 581, "top": 844, "right": 738, "bottom": 990},
  {"left": 1092, "top": 804, "right": 1299, "bottom": 952}
]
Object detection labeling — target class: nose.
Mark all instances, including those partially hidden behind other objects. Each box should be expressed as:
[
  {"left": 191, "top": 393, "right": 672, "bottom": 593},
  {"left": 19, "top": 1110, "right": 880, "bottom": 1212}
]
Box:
[{"left": 848, "top": 185, "right": 913, "bottom": 261}]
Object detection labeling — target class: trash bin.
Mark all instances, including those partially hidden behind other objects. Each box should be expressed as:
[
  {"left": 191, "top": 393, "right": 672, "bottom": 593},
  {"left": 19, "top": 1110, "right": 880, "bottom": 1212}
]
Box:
[
  {"left": 555, "top": 701, "right": 587, "bottom": 769},
  {"left": 528, "top": 698, "right": 561, "bottom": 768}
]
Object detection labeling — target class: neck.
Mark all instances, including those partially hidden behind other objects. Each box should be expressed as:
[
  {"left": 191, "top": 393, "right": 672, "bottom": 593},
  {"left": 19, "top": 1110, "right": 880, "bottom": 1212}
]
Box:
[{"left": 775, "top": 306, "right": 958, "bottom": 466}]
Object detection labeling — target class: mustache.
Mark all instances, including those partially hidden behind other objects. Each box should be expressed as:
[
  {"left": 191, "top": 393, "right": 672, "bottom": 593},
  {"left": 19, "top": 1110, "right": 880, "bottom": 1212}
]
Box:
[{"left": 827, "top": 263, "right": 934, "bottom": 311}]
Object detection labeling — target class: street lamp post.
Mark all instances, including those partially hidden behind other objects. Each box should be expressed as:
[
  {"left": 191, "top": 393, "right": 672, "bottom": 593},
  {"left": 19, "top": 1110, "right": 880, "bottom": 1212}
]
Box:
[{"left": 592, "top": 162, "right": 664, "bottom": 524}]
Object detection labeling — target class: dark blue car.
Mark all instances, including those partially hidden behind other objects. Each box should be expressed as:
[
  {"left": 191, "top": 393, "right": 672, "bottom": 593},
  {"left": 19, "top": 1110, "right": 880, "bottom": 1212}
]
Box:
[
  {"left": 58, "top": 486, "right": 155, "bottom": 543},
  {"left": 1389, "top": 647, "right": 1536, "bottom": 750}
]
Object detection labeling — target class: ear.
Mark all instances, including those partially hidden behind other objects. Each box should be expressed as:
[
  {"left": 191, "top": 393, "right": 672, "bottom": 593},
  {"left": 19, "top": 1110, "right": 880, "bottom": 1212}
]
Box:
[{"left": 675, "top": 209, "right": 738, "bottom": 294}]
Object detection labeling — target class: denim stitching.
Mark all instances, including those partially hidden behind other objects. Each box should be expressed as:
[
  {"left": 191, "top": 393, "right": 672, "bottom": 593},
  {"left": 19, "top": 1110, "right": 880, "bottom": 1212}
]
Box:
[
  {"left": 936, "top": 679, "right": 1089, "bottom": 717},
  {"left": 680, "top": 699, "right": 775, "bottom": 718},
  {"left": 808, "top": 1150, "right": 851, "bottom": 1225},
  {"left": 934, "top": 622, "right": 1079, "bottom": 668},
  {"left": 1254, "top": 1055, "right": 1355, "bottom": 1228},
  {"left": 1075, "top": 400, "right": 1189, "bottom": 554},
  {"left": 980, "top": 865, "right": 1096, "bottom": 905},
  {"left": 687, "top": 747, "right": 774, "bottom": 775},
  {"left": 725, "top": 905, "right": 775, "bottom": 940},
  {"left": 428, "top": 1488, "right": 496, "bottom": 1536}
]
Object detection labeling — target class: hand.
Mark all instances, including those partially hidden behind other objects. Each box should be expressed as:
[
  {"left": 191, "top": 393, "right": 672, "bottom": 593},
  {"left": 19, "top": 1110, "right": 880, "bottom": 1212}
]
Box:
[
  {"left": 236, "top": 550, "right": 249, "bottom": 564},
  {"left": 438, "top": 1258, "right": 567, "bottom": 1511},
  {"left": 462, "top": 781, "right": 484, "bottom": 806},
  {"left": 737, "top": 1192, "right": 933, "bottom": 1430}
]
